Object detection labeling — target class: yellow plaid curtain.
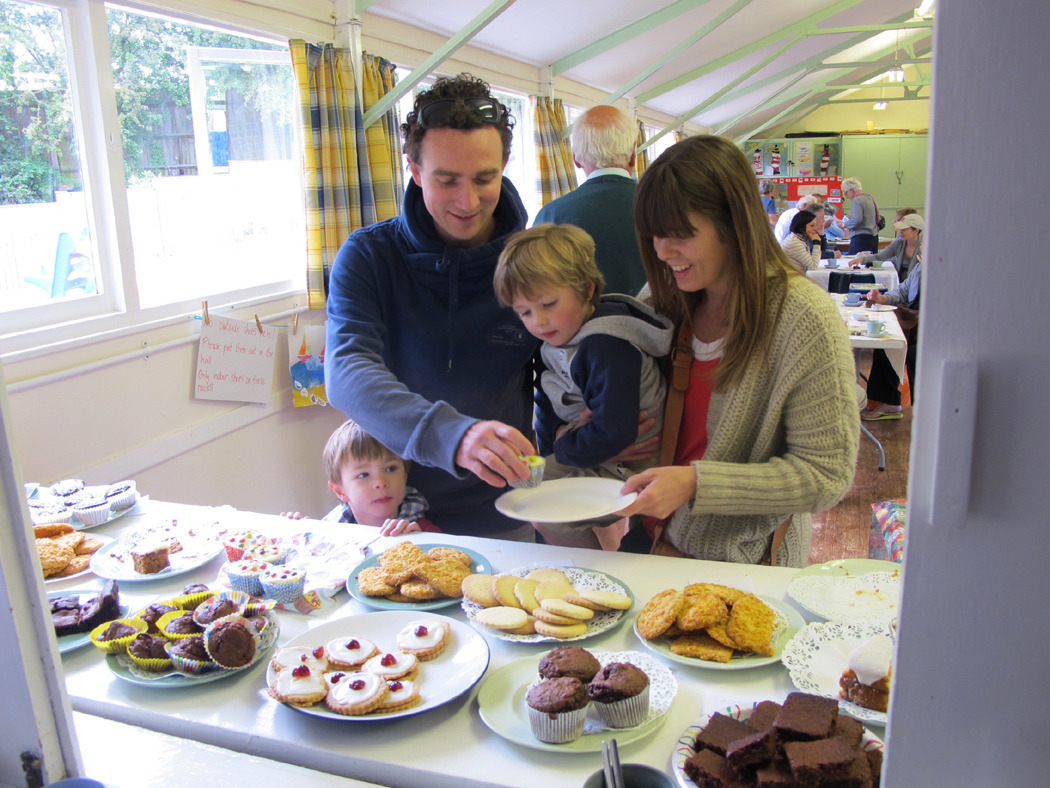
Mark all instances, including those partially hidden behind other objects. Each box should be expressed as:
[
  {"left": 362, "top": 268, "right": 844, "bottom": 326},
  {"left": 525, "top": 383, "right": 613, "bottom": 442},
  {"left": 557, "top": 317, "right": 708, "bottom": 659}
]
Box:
[
  {"left": 635, "top": 120, "right": 650, "bottom": 179},
  {"left": 532, "top": 96, "right": 576, "bottom": 206},
  {"left": 289, "top": 43, "right": 403, "bottom": 309}
]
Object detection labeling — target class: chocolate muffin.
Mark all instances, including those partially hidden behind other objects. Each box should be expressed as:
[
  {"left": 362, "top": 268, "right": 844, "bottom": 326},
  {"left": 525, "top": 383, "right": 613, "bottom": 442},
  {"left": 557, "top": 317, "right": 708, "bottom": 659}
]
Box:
[
  {"left": 164, "top": 613, "right": 202, "bottom": 636},
  {"left": 205, "top": 621, "right": 256, "bottom": 668},
  {"left": 97, "top": 620, "right": 140, "bottom": 641},
  {"left": 128, "top": 633, "right": 169, "bottom": 659},
  {"left": 525, "top": 676, "right": 590, "bottom": 744},
  {"left": 169, "top": 635, "right": 211, "bottom": 662},
  {"left": 537, "top": 646, "right": 601, "bottom": 683},
  {"left": 193, "top": 596, "right": 238, "bottom": 625},
  {"left": 182, "top": 583, "right": 211, "bottom": 595},
  {"left": 140, "top": 603, "right": 178, "bottom": 633},
  {"left": 587, "top": 662, "right": 651, "bottom": 728}
]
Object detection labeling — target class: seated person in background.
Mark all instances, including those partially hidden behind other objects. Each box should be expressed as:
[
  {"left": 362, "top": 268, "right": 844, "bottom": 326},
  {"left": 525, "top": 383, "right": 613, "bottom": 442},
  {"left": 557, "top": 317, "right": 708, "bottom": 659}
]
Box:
[
  {"left": 853, "top": 211, "right": 923, "bottom": 280},
  {"left": 824, "top": 201, "right": 847, "bottom": 241},
  {"left": 494, "top": 223, "right": 673, "bottom": 549},
  {"left": 284, "top": 419, "right": 439, "bottom": 534},
  {"left": 774, "top": 192, "right": 823, "bottom": 242},
  {"left": 862, "top": 250, "right": 923, "bottom": 420},
  {"left": 779, "top": 209, "right": 822, "bottom": 272},
  {"left": 759, "top": 179, "right": 779, "bottom": 222}
]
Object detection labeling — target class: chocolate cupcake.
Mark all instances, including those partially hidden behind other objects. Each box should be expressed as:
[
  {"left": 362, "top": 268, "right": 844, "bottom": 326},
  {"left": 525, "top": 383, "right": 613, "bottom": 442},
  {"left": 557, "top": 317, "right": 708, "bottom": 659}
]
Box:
[
  {"left": 192, "top": 595, "right": 240, "bottom": 626},
  {"left": 157, "top": 610, "right": 203, "bottom": 640},
  {"left": 167, "top": 634, "right": 215, "bottom": 674},
  {"left": 90, "top": 618, "right": 147, "bottom": 654},
  {"left": 204, "top": 619, "right": 257, "bottom": 668},
  {"left": 525, "top": 676, "right": 590, "bottom": 743},
  {"left": 139, "top": 602, "right": 179, "bottom": 634},
  {"left": 126, "top": 633, "right": 172, "bottom": 672},
  {"left": 587, "top": 662, "right": 650, "bottom": 728},
  {"left": 538, "top": 647, "right": 601, "bottom": 683}
]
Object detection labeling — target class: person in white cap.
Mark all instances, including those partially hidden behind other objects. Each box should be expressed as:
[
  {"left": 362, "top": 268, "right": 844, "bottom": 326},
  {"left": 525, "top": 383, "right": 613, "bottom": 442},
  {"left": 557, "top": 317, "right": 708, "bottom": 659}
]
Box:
[{"left": 854, "top": 210, "right": 924, "bottom": 279}]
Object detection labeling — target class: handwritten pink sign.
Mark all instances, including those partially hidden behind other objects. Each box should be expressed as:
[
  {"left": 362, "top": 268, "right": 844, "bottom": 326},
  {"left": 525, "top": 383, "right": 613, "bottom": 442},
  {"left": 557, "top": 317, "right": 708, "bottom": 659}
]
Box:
[{"left": 195, "top": 316, "right": 278, "bottom": 404}]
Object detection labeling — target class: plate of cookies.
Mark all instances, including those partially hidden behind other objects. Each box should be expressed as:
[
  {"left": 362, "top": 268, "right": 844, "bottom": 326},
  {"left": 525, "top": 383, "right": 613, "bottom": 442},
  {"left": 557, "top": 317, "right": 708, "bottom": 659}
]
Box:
[
  {"left": 460, "top": 565, "right": 634, "bottom": 643},
  {"left": 346, "top": 542, "right": 490, "bottom": 610},
  {"left": 672, "top": 694, "right": 884, "bottom": 788},
  {"left": 265, "top": 611, "right": 489, "bottom": 720},
  {"left": 37, "top": 525, "right": 111, "bottom": 584},
  {"left": 633, "top": 583, "right": 804, "bottom": 670}
]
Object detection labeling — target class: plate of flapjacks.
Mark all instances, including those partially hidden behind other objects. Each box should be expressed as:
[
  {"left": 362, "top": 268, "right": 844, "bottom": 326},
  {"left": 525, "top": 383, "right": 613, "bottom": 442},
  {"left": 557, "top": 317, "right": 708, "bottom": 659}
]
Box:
[
  {"left": 633, "top": 583, "right": 804, "bottom": 670},
  {"left": 346, "top": 542, "right": 491, "bottom": 611}
]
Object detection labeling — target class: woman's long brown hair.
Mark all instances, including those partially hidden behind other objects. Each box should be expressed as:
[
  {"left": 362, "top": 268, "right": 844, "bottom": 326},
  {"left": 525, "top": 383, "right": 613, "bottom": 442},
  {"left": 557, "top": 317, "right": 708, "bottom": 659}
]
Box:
[{"left": 633, "top": 135, "right": 799, "bottom": 389}]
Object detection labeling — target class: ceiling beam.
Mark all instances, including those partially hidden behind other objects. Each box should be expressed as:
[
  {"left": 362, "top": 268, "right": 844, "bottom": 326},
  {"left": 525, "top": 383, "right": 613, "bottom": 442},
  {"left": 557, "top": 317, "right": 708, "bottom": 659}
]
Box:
[
  {"left": 601, "top": 0, "right": 752, "bottom": 107},
  {"left": 812, "top": 57, "right": 930, "bottom": 70},
  {"left": 804, "top": 21, "right": 933, "bottom": 35},
  {"left": 361, "top": 0, "right": 518, "bottom": 129},
  {"left": 635, "top": 0, "right": 865, "bottom": 103},
  {"left": 551, "top": 0, "right": 718, "bottom": 75}
]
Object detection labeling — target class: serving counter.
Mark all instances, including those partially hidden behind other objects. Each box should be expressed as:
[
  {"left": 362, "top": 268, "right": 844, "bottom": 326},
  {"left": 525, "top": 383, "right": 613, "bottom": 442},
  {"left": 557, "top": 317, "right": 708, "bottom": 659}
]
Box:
[{"left": 49, "top": 500, "right": 825, "bottom": 788}]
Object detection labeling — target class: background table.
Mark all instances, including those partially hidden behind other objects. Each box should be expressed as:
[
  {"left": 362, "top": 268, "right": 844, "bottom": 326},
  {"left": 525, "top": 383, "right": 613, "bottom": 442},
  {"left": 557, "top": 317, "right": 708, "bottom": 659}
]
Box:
[
  {"left": 807, "top": 259, "right": 900, "bottom": 293},
  {"left": 52, "top": 500, "right": 826, "bottom": 788},
  {"left": 834, "top": 294, "right": 909, "bottom": 380}
]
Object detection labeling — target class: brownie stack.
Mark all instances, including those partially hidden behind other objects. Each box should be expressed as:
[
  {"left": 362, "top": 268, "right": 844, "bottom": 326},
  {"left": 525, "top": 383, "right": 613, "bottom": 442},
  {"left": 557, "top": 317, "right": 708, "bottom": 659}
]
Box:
[
  {"left": 683, "top": 692, "right": 882, "bottom": 787},
  {"left": 50, "top": 580, "right": 121, "bottom": 636}
]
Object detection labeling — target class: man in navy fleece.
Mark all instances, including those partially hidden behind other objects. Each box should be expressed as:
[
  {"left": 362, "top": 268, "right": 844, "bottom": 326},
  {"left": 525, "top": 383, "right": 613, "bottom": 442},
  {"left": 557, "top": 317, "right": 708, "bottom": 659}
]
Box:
[{"left": 324, "top": 74, "right": 540, "bottom": 539}]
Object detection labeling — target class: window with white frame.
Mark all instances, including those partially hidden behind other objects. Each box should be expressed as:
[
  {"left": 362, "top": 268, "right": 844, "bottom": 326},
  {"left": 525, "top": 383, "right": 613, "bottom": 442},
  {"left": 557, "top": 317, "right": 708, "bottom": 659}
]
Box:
[{"left": 0, "top": 0, "right": 304, "bottom": 350}]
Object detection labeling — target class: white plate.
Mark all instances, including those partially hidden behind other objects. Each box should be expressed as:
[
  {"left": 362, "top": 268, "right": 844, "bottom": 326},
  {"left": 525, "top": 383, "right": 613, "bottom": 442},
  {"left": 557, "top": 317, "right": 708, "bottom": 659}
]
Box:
[
  {"left": 265, "top": 611, "right": 489, "bottom": 721},
  {"left": 781, "top": 621, "right": 892, "bottom": 725},
  {"left": 48, "top": 589, "right": 130, "bottom": 654},
  {"left": 461, "top": 566, "right": 633, "bottom": 643},
  {"left": 107, "top": 612, "right": 280, "bottom": 686},
  {"left": 787, "top": 569, "right": 901, "bottom": 623},
  {"left": 671, "top": 702, "right": 884, "bottom": 788},
  {"left": 494, "top": 477, "right": 636, "bottom": 523},
  {"left": 44, "top": 534, "right": 113, "bottom": 585},
  {"left": 476, "top": 650, "right": 676, "bottom": 753},
  {"left": 633, "top": 594, "right": 805, "bottom": 670},
  {"left": 793, "top": 558, "right": 901, "bottom": 580},
  {"left": 90, "top": 525, "right": 223, "bottom": 581},
  {"left": 869, "top": 304, "right": 895, "bottom": 312}
]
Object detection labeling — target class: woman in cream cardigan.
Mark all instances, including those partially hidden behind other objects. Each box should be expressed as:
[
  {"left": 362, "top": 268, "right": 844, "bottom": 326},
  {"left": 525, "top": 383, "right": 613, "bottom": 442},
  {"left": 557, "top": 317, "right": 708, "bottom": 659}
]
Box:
[{"left": 619, "top": 136, "right": 859, "bottom": 567}]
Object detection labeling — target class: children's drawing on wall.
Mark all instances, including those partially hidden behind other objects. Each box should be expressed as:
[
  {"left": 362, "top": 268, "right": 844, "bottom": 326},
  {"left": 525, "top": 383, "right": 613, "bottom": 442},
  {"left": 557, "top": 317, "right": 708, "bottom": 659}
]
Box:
[
  {"left": 770, "top": 144, "right": 781, "bottom": 175},
  {"left": 289, "top": 324, "right": 328, "bottom": 407},
  {"left": 796, "top": 142, "right": 813, "bottom": 176}
]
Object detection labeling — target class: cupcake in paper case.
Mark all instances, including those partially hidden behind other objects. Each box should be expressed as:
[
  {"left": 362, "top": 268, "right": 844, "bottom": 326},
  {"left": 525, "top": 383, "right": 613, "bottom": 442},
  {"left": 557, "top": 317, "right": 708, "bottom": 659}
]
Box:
[
  {"left": 73, "top": 496, "right": 110, "bottom": 526},
  {"left": 156, "top": 610, "right": 204, "bottom": 640},
  {"left": 259, "top": 565, "right": 306, "bottom": 604},
  {"left": 586, "top": 662, "right": 650, "bottom": 728},
  {"left": 104, "top": 480, "right": 137, "bottom": 511},
  {"left": 249, "top": 542, "right": 289, "bottom": 566},
  {"left": 49, "top": 478, "right": 84, "bottom": 499},
  {"left": 227, "top": 559, "right": 270, "bottom": 597},
  {"left": 29, "top": 504, "right": 72, "bottom": 526},
  {"left": 126, "top": 632, "right": 173, "bottom": 672},
  {"left": 192, "top": 590, "right": 249, "bottom": 627},
  {"left": 223, "top": 530, "right": 264, "bottom": 562},
  {"left": 525, "top": 676, "right": 591, "bottom": 744},
  {"left": 90, "top": 618, "right": 148, "bottom": 654},
  {"left": 203, "top": 616, "right": 259, "bottom": 669},
  {"left": 171, "top": 587, "right": 215, "bottom": 611},
  {"left": 166, "top": 634, "right": 216, "bottom": 675},
  {"left": 511, "top": 454, "right": 546, "bottom": 489}
]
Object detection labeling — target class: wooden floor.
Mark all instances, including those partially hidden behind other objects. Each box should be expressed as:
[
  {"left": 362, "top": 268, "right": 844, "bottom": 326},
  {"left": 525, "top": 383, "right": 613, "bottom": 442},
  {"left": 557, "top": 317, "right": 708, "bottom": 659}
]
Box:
[{"left": 807, "top": 351, "right": 912, "bottom": 565}]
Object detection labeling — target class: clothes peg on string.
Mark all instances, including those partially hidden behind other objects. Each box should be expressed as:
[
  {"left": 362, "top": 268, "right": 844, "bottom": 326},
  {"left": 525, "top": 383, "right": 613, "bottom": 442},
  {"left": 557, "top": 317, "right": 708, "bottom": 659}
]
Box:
[
  {"left": 201, "top": 300, "right": 210, "bottom": 326},
  {"left": 255, "top": 315, "right": 265, "bottom": 334},
  {"left": 292, "top": 312, "right": 299, "bottom": 335}
]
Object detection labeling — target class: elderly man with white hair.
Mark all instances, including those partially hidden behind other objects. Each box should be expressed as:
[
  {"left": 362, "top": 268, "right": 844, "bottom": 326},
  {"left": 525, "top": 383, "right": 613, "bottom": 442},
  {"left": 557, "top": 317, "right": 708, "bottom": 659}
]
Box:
[
  {"left": 774, "top": 191, "right": 825, "bottom": 243},
  {"left": 533, "top": 104, "right": 646, "bottom": 295}
]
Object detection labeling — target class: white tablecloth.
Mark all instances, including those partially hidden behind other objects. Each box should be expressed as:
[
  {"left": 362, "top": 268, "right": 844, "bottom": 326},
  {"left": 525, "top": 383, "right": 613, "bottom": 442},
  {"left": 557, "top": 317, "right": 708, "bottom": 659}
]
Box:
[
  {"left": 807, "top": 258, "right": 900, "bottom": 292},
  {"left": 53, "top": 500, "right": 823, "bottom": 788},
  {"left": 833, "top": 294, "right": 909, "bottom": 379}
]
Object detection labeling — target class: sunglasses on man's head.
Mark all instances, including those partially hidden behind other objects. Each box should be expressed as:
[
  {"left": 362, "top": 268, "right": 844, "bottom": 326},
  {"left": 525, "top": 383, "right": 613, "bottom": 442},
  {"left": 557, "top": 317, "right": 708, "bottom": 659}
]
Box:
[{"left": 417, "top": 97, "right": 506, "bottom": 129}]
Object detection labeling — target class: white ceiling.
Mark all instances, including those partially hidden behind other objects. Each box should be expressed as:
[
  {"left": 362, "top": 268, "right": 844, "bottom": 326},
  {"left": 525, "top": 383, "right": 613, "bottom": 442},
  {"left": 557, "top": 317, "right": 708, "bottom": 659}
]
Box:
[{"left": 359, "top": 0, "right": 934, "bottom": 140}]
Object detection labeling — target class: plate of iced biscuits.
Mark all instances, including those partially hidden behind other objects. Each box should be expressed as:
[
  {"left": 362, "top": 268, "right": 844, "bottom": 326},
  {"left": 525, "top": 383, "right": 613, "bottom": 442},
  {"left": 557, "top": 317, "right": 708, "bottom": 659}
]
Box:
[
  {"left": 672, "top": 693, "right": 884, "bottom": 788},
  {"left": 461, "top": 565, "right": 633, "bottom": 643},
  {"left": 265, "top": 611, "right": 489, "bottom": 720}
]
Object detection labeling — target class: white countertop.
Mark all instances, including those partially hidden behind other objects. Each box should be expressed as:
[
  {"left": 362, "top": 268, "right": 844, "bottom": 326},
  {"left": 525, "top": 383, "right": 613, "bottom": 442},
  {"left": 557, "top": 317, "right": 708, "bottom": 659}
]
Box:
[{"left": 53, "top": 500, "right": 817, "bottom": 788}]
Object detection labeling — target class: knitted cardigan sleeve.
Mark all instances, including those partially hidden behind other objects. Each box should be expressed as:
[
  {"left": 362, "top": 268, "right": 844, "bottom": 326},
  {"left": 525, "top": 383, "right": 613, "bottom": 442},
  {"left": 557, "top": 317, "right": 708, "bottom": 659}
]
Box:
[{"left": 664, "top": 274, "right": 860, "bottom": 566}]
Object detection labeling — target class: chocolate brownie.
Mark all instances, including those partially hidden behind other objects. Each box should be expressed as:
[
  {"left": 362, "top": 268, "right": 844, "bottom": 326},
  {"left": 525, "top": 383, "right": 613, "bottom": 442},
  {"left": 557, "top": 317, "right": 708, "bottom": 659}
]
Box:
[
  {"left": 726, "top": 727, "right": 776, "bottom": 771},
  {"left": 695, "top": 712, "right": 756, "bottom": 757},
  {"left": 128, "top": 633, "right": 169, "bottom": 659},
  {"left": 683, "top": 748, "right": 749, "bottom": 788},
  {"left": 50, "top": 595, "right": 81, "bottom": 612},
  {"left": 206, "top": 621, "right": 256, "bottom": 668},
  {"left": 52, "top": 610, "right": 82, "bottom": 638},
  {"left": 586, "top": 662, "right": 648, "bottom": 702},
  {"left": 168, "top": 634, "right": 211, "bottom": 662},
  {"left": 754, "top": 760, "right": 800, "bottom": 787},
  {"left": 824, "top": 749, "right": 873, "bottom": 788},
  {"left": 831, "top": 713, "right": 865, "bottom": 749},
  {"left": 773, "top": 692, "right": 838, "bottom": 742},
  {"left": 747, "top": 700, "right": 783, "bottom": 732},
  {"left": 164, "top": 613, "right": 202, "bottom": 636},
  {"left": 77, "top": 580, "right": 121, "bottom": 633},
  {"left": 782, "top": 737, "right": 855, "bottom": 784},
  {"left": 537, "top": 646, "right": 601, "bottom": 683},
  {"left": 865, "top": 748, "right": 883, "bottom": 786},
  {"left": 525, "top": 676, "right": 589, "bottom": 714}
]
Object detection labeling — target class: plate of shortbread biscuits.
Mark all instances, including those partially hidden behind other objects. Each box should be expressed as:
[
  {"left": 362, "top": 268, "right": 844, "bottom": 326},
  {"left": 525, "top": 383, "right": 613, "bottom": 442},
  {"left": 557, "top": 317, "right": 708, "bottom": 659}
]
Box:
[{"left": 460, "top": 565, "right": 634, "bottom": 643}]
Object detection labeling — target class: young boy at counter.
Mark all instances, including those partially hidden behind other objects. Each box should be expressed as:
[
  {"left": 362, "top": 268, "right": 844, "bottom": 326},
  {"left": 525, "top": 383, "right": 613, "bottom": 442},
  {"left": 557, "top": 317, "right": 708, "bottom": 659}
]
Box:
[
  {"left": 284, "top": 419, "right": 440, "bottom": 534},
  {"left": 494, "top": 224, "right": 673, "bottom": 548}
]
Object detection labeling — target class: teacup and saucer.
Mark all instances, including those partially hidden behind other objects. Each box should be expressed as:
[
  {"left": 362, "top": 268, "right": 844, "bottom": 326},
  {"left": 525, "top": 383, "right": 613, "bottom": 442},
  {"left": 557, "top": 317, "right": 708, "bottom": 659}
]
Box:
[{"left": 865, "top": 318, "right": 887, "bottom": 336}]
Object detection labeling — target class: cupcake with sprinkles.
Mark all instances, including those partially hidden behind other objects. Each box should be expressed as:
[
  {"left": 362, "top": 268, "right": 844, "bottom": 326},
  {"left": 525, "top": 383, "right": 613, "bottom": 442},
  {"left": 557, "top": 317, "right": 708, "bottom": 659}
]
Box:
[
  {"left": 250, "top": 542, "right": 289, "bottom": 565},
  {"left": 226, "top": 559, "right": 270, "bottom": 597},
  {"left": 258, "top": 565, "right": 306, "bottom": 604}
]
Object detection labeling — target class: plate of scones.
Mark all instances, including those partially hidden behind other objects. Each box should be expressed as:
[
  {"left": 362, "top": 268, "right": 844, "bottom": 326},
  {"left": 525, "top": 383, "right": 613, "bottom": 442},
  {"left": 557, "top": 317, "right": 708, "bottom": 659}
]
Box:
[
  {"left": 460, "top": 565, "right": 633, "bottom": 643},
  {"left": 633, "top": 583, "right": 804, "bottom": 670},
  {"left": 347, "top": 542, "right": 490, "bottom": 611},
  {"left": 265, "top": 611, "right": 489, "bottom": 720}
]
